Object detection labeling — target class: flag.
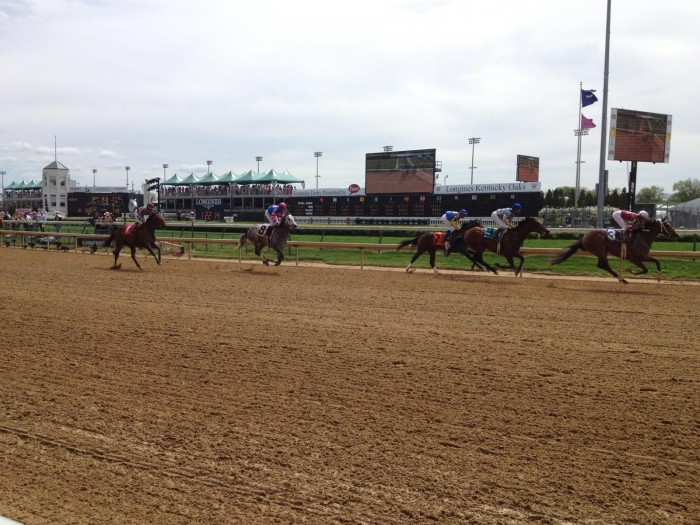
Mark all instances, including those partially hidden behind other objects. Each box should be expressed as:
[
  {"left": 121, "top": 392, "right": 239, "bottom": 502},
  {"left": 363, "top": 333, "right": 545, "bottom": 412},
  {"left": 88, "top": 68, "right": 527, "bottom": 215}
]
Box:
[
  {"left": 581, "top": 89, "right": 598, "bottom": 107},
  {"left": 581, "top": 114, "right": 596, "bottom": 129}
]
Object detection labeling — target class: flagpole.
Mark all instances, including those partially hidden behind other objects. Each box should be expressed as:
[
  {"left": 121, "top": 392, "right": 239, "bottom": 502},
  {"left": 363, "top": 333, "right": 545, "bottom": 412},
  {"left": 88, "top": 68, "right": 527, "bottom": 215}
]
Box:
[
  {"left": 575, "top": 81, "right": 583, "bottom": 207},
  {"left": 596, "top": 0, "right": 612, "bottom": 228}
]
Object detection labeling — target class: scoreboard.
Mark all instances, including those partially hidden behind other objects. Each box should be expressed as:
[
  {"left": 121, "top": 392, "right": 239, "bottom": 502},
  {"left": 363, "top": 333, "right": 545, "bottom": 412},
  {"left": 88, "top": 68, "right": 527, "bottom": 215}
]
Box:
[{"left": 68, "top": 192, "right": 130, "bottom": 218}]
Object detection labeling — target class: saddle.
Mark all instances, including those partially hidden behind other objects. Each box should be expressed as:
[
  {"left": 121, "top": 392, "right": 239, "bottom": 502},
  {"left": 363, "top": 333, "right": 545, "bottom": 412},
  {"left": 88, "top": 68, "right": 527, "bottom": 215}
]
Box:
[{"left": 433, "top": 232, "right": 447, "bottom": 247}]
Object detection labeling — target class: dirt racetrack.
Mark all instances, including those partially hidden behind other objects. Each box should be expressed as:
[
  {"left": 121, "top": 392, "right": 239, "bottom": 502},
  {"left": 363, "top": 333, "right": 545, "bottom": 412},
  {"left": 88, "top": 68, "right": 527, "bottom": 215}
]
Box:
[{"left": 1, "top": 248, "right": 698, "bottom": 525}]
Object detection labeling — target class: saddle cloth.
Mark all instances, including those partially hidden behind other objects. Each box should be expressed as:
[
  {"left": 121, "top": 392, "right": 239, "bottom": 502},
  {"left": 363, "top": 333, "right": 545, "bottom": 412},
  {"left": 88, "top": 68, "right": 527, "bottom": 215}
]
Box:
[
  {"left": 483, "top": 227, "right": 501, "bottom": 240},
  {"left": 433, "top": 232, "right": 447, "bottom": 246},
  {"left": 605, "top": 229, "right": 624, "bottom": 243},
  {"left": 124, "top": 223, "right": 137, "bottom": 241}
]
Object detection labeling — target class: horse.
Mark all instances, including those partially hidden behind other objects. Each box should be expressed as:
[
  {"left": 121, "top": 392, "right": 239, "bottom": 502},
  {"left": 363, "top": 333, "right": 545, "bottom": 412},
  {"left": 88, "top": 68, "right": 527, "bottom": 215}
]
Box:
[
  {"left": 237, "top": 213, "right": 298, "bottom": 266},
  {"left": 102, "top": 213, "right": 166, "bottom": 270},
  {"left": 397, "top": 220, "right": 482, "bottom": 274},
  {"left": 549, "top": 217, "right": 679, "bottom": 283},
  {"left": 447, "top": 216, "right": 550, "bottom": 276}
]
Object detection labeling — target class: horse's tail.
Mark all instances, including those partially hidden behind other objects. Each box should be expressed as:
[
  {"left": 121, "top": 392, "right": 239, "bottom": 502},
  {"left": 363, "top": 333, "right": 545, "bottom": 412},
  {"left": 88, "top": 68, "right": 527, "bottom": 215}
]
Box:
[
  {"left": 397, "top": 236, "right": 420, "bottom": 250},
  {"left": 237, "top": 233, "right": 247, "bottom": 249},
  {"left": 102, "top": 226, "right": 116, "bottom": 248},
  {"left": 550, "top": 240, "right": 583, "bottom": 266}
]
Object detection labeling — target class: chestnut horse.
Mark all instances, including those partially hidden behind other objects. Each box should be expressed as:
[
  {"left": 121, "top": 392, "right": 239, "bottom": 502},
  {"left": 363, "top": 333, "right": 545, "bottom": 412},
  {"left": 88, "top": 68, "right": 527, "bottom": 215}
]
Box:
[
  {"left": 550, "top": 218, "right": 679, "bottom": 283},
  {"left": 447, "top": 217, "right": 550, "bottom": 276},
  {"left": 102, "top": 213, "right": 166, "bottom": 271},
  {"left": 397, "top": 220, "right": 481, "bottom": 274}
]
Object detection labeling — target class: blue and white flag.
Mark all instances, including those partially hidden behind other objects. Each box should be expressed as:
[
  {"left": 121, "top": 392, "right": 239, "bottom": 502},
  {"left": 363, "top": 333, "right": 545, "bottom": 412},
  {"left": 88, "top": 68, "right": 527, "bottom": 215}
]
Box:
[{"left": 581, "top": 89, "right": 598, "bottom": 107}]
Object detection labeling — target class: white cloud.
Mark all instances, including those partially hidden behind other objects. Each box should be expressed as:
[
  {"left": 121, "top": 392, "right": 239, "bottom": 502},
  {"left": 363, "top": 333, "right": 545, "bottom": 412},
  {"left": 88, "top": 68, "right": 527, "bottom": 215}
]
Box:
[{"left": 1, "top": 0, "right": 698, "bottom": 196}]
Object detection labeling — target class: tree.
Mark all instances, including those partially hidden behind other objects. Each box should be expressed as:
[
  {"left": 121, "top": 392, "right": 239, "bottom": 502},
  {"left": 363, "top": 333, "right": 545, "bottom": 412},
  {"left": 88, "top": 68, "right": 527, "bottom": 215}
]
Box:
[
  {"left": 669, "top": 178, "right": 700, "bottom": 203},
  {"left": 635, "top": 186, "right": 668, "bottom": 203}
]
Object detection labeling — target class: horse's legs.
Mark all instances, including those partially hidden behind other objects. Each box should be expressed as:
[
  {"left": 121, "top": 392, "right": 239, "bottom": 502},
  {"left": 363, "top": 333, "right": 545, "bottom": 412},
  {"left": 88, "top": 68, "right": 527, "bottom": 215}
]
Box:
[
  {"left": 130, "top": 246, "right": 143, "bottom": 270},
  {"left": 596, "top": 255, "right": 627, "bottom": 283},
  {"left": 274, "top": 248, "right": 284, "bottom": 266},
  {"left": 405, "top": 248, "right": 424, "bottom": 272},
  {"left": 144, "top": 244, "right": 161, "bottom": 266},
  {"left": 112, "top": 247, "right": 122, "bottom": 269},
  {"left": 513, "top": 254, "right": 525, "bottom": 276},
  {"left": 473, "top": 249, "right": 498, "bottom": 275},
  {"left": 428, "top": 248, "right": 438, "bottom": 275}
]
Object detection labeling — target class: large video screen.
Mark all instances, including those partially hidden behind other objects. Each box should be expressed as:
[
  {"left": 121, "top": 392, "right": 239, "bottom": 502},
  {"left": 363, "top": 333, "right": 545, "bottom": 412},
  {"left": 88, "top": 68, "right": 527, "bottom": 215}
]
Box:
[
  {"left": 608, "top": 108, "right": 671, "bottom": 163},
  {"left": 516, "top": 155, "right": 539, "bottom": 182},
  {"left": 365, "top": 148, "right": 436, "bottom": 194}
]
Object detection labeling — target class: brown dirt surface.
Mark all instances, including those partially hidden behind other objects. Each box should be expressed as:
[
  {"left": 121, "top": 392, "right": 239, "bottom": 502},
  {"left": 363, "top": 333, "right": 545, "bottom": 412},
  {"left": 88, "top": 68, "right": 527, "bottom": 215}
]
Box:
[{"left": 1, "top": 248, "right": 699, "bottom": 525}]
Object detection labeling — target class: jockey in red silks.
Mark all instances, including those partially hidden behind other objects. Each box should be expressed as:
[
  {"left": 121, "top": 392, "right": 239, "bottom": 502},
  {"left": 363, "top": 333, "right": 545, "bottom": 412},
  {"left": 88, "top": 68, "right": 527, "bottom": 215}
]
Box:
[
  {"left": 134, "top": 202, "right": 156, "bottom": 231},
  {"left": 612, "top": 209, "right": 649, "bottom": 239}
]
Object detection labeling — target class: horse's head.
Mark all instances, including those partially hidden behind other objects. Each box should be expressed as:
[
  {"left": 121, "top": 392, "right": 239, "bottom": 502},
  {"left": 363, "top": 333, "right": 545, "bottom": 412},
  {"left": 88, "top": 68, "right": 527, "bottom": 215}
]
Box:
[
  {"left": 658, "top": 217, "right": 679, "bottom": 240},
  {"left": 459, "top": 219, "right": 481, "bottom": 231},
  {"left": 148, "top": 213, "right": 167, "bottom": 230},
  {"left": 517, "top": 216, "right": 550, "bottom": 237},
  {"left": 285, "top": 213, "right": 298, "bottom": 230}
]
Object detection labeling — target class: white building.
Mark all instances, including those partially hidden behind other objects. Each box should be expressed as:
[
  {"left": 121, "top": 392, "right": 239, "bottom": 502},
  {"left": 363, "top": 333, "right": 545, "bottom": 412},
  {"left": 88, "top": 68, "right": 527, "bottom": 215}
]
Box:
[{"left": 41, "top": 161, "right": 74, "bottom": 216}]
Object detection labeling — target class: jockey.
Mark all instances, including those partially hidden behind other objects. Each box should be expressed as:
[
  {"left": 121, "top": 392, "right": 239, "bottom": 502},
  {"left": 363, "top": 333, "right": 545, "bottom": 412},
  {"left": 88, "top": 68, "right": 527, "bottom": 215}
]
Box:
[
  {"left": 134, "top": 202, "right": 156, "bottom": 228},
  {"left": 441, "top": 209, "right": 468, "bottom": 249},
  {"left": 264, "top": 202, "right": 287, "bottom": 235},
  {"left": 492, "top": 203, "right": 522, "bottom": 235},
  {"left": 612, "top": 209, "right": 649, "bottom": 239}
]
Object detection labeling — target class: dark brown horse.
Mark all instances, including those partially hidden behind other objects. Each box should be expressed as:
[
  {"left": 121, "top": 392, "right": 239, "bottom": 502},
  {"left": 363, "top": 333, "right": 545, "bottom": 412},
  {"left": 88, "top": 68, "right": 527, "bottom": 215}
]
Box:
[
  {"left": 447, "top": 217, "right": 550, "bottom": 276},
  {"left": 550, "top": 218, "right": 679, "bottom": 283},
  {"left": 102, "top": 213, "right": 166, "bottom": 270},
  {"left": 397, "top": 220, "right": 481, "bottom": 274},
  {"left": 238, "top": 213, "right": 298, "bottom": 266}
]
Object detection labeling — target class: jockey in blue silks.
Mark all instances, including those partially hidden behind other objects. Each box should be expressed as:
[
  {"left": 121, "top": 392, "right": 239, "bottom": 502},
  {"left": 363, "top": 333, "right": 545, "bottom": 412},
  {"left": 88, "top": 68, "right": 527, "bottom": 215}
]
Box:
[{"left": 264, "top": 202, "right": 287, "bottom": 236}]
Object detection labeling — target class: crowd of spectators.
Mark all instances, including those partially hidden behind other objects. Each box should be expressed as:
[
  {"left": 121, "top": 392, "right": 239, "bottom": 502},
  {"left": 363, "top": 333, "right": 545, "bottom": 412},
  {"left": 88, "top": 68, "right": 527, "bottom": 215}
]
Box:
[{"left": 161, "top": 183, "right": 295, "bottom": 197}]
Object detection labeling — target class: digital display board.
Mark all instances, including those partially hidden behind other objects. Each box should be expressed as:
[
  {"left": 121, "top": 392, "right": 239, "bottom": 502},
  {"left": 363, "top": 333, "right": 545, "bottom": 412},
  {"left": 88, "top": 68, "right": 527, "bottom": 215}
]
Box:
[
  {"left": 365, "top": 148, "right": 436, "bottom": 195},
  {"left": 516, "top": 155, "right": 539, "bottom": 182},
  {"left": 67, "top": 192, "right": 128, "bottom": 217},
  {"left": 608, "top": 108, "right": 671, "bottom": 163}
]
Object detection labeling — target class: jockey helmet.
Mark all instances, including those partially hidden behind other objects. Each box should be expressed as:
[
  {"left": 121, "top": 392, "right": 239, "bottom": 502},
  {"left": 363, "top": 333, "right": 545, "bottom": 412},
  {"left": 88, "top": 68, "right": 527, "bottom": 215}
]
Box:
[
  {"left": 638, "top": 210, "right": 649, "bottom": 220},
  {"left": 512, "top": 202, "right": 522, "bottom": 210},
  {"left": 459, "top": 209, "right": 468, "bottom": 216},
  {"left": 278, "top": 202, "right": 287, "bottom": 210}
]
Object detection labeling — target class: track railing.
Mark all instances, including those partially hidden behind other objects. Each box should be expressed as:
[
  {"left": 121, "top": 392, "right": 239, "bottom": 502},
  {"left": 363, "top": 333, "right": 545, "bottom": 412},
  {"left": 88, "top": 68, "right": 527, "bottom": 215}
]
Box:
[{"left": 1, "top": 229, "right": 698, "bottom": 270}]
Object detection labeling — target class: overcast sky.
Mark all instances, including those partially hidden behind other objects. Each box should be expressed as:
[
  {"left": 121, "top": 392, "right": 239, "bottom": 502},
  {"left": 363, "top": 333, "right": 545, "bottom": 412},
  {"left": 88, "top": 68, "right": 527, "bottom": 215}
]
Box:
[{"left": 1, "top": 0, "right": 698, "bottom": 196}]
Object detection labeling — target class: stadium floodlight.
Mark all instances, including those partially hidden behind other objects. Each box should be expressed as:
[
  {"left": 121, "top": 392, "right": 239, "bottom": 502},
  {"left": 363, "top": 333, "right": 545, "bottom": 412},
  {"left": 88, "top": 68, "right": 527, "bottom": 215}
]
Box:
[
  {"left": 206, "top": 160, "right": 213, "bottom": 174},
  {"left": 314, "top": 152, "right": 322, "bottom": 189},
  {"left": 256, "top": 156, "right": 263, "bottom": 173},
  {"left": 468, "top": 137, "right": 481, "bottom": 184},
  {"left": 92, "top": 169, "right": 97, "bottom": 188}
]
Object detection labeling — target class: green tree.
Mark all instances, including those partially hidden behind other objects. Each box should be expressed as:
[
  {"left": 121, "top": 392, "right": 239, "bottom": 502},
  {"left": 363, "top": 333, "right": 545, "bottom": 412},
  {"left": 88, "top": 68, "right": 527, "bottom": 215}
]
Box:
[
  {"left": 669, "top": 178, "right": 700, "bottom": 203},
  {"left": 635, "top": 186, "right": 668, "bottom": 203}
]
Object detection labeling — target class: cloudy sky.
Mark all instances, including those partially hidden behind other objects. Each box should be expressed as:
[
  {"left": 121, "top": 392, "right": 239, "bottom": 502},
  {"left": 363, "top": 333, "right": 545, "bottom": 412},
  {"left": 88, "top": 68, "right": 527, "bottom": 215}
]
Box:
[{"left": 1, "top": 0, "right": 698, "bottom": 196}]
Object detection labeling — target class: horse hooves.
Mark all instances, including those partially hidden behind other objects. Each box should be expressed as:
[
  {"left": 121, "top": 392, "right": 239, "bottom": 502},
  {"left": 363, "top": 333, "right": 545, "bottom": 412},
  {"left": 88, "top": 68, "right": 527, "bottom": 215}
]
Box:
[
  {"left": 274, "top": 261, "right": 282, "bottom": 266},
  {"left": 263, "top": 260, "right": 269, "bottom": 266},
  {"left": 112, "top": 264, "right": 122, "bottom": 270},
  {"left": 619, "top": 278, "right": 629, "bottom": 284}
]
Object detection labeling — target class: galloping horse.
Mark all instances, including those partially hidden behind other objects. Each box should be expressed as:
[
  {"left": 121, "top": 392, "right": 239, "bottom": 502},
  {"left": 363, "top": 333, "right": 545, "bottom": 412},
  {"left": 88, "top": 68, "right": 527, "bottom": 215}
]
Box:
[
  {"left": 550, "top": 218, "right": 679, "bottom": 283},
  {"left": 102, "top": 213, "right": 166, "bottom": 270},
  {"left": 398, "top": 220, "right": 481, "bottom": 274},
  {"left": 238, "top": 213, "right": 298, "bottom": 266},
  {"left": 447, "top": 217, "right": 550, "bottom": 276}
]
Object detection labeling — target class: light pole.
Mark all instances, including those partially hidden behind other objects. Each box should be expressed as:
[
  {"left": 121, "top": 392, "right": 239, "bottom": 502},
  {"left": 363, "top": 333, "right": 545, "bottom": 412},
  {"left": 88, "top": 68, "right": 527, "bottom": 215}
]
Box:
[
  {"left": 1, "top": 170, "right": 6, "bottom": 194},
  {"left": 468, "top": 137, "right": 480, "bottom": 184},
  {"left": 444, "top": 174, "right": 448, "bottom": 188},
  {"left": 125, "top": 166, "right": 130, "bottom": 191},
  {"left": 206, "top": 160, "right": 213, "bottom": 174},
  {"left": 92, "top": 169, "right": 97, "bottom": 188},
  {"left": 314, "top": 152, "right": 322, "bottom": 189},
  {"left": 256, "top": 156, "right": 262, "bottom": 174},
  {"left": 163, "top": 163, "right": 168, "bottom": 179}
]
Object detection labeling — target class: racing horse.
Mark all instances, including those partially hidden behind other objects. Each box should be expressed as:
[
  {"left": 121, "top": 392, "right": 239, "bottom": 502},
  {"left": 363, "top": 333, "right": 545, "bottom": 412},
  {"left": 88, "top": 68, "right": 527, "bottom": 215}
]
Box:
[
  {"left": 237, "top": 213, "right": 298, "bottom": 266},
  {"left": 550, "top": 217, "right": 679, "bottom": 283},
  {"left": 398, "top": 220, "right": 482, "bottom": 274},
  {"left": 102, "top": 213, "right": 166, "bottom": 270},
  {"left": 447, "top": 217, "right": 550, "bottom": 276}
]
